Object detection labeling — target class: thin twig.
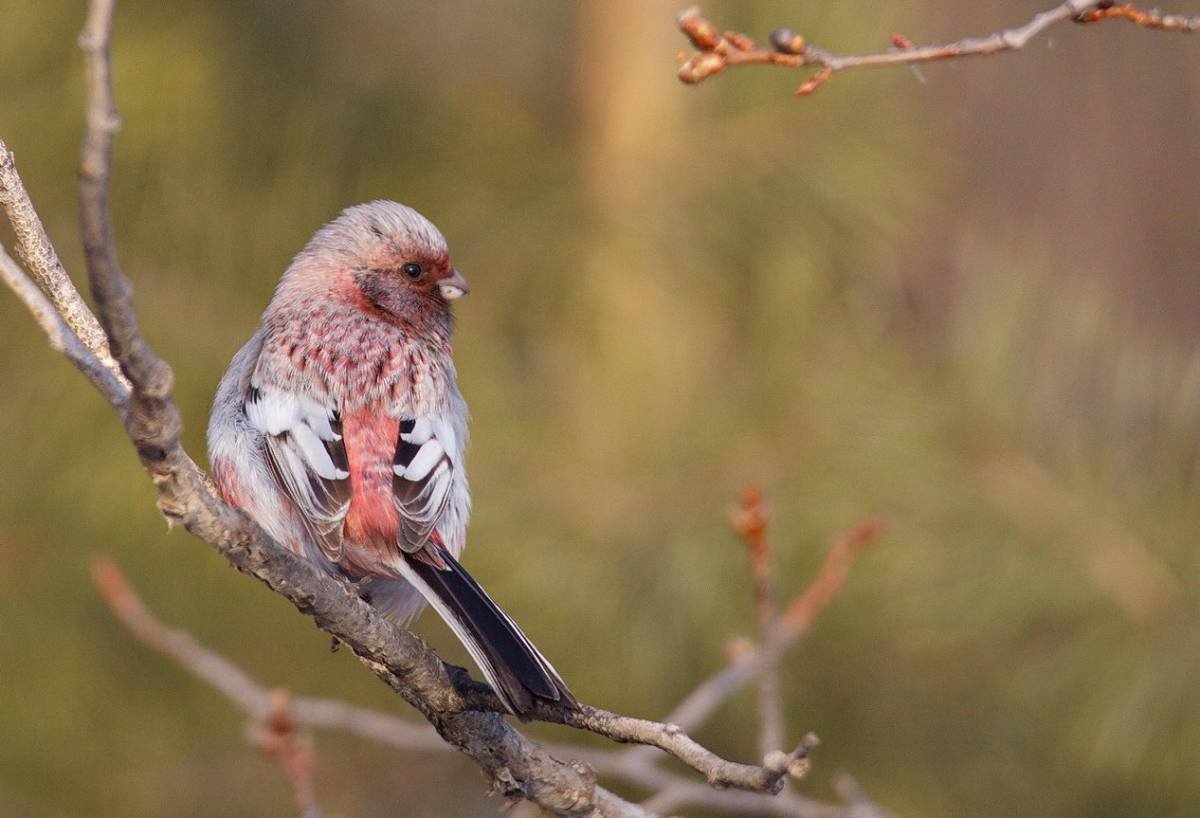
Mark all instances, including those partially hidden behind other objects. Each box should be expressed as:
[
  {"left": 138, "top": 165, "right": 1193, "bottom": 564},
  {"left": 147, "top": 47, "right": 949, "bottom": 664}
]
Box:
[
  {"left": 0, "top": 245, "right": 128, "bottom": 406},
  {"left": 92, "top": 557, "right": 323, "bottom": 816},
  {"left": 252, "top": 690, "right": 322, "bottom": 818},
  {"left": 675, "top": 2, "right": 1199, "bottom": 97},
  {"left": 0, "top": 139, "right": 128, "bottom": 390},
  {"left": 729, "top": 484, "right": 786, "bottom": 758},
  {"left": 464, "top": 690, "right": 814, "bottom": 795},
  {"left": 1076, "top": 2, "right": 1200, "bottom": 28},
  {"left": 78, "top": 0, "right": 180, "bottom": 478},
  {"left": 689, "top": 519, "right": 883, "bottom": 733},
  {"left": 623, "top": 520, "right": 882, "bottom": 769}
]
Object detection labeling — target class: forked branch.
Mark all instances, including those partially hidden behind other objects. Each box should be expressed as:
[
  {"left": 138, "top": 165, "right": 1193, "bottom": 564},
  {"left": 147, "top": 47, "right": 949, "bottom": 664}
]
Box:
[{"left": 92, "top": 553, "right": 878, "bottom": 818}]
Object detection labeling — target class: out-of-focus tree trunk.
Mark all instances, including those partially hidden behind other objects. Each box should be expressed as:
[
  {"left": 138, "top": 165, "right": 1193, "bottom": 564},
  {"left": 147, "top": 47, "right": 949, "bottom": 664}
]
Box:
[{"left": 570, "top": 1, "right": 716, "bottom": 460}]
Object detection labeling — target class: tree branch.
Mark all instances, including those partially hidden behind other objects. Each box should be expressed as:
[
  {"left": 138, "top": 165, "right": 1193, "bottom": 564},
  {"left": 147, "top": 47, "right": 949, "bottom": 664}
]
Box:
[
  {"left": 251, "top": 690, "right": 323, "bottom": 818},
  {"left": 78, "top": 0, "right": 170, "bottom": 399},
  {"left": 92, "top": 556, "right": 878, "bottom": 818},
  {"left": 675, "top": 2, "right": 1199, "bottom": 97},
  {"left": 0, "top": 244, "right": 128, "bottom": 406},
  {"left": 0, "top": 141, "right": 128, "bottom": 394},
  {"left": 622, "top": 519, "right": 882, "bottom": 770},
  {"left": 730, "top": 483, "right": 786, "bottom": 759}
]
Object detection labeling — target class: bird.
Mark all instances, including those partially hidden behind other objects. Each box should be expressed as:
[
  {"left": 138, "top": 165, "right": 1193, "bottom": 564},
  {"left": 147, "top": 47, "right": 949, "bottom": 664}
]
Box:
[{"left": 207, "top": 200, "right": 576, "bottom": 715}]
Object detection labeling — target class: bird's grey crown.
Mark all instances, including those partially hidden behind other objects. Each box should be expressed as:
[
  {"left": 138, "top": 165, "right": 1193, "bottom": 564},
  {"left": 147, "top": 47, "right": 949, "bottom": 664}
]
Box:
[{"left": 309, "top": 200, "right": 448, "bottom": 259}]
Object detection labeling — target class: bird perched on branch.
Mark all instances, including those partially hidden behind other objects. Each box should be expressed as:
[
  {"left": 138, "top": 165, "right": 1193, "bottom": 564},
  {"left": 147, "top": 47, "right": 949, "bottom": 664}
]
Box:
[{"left": 207, "top": 201, "right": 575, "bottom": 715}]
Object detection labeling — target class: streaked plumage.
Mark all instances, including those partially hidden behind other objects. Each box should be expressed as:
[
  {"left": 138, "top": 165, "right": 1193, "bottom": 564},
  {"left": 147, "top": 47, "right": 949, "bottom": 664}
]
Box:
[{"left": 208, "top": 201, "right": 574, "bottom": 714}]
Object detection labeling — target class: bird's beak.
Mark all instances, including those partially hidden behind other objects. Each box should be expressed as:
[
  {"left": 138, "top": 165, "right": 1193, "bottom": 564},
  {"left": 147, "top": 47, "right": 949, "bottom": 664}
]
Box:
[{"left": 439, "top": 269, "right": 469, "bottom": 300}]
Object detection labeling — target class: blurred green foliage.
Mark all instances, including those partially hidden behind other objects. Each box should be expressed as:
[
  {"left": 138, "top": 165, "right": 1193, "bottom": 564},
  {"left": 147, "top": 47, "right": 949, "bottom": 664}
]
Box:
[{"left": 2, "top": 1, "right": 1200, "bottom": 816}]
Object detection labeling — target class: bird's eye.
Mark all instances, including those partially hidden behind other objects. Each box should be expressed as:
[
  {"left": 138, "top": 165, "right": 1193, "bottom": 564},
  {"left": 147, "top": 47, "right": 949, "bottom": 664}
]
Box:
[{"left": 401, "top": 262, "right": 424, "bottom": 280}]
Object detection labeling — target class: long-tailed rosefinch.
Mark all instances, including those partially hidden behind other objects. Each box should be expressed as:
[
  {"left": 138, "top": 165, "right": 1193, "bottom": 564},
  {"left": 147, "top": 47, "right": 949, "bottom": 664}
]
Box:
[{"left": 207, "top": 201, "right": 575, "bottom": 714}]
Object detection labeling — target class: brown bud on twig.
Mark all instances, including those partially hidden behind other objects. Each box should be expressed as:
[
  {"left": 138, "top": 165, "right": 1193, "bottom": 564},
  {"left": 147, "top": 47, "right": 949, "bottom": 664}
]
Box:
[
  {"left": 679, "top": 51, "right": 726, "bottom": 84},
  {"left": 794, "top": 65, "right": 834, "bottom": 96},
  {"left": 770, "top": 28, "right": 806, "bottom": 55},
  {"left": 677, "top": 6, "right": 721, "bottom": 50}
]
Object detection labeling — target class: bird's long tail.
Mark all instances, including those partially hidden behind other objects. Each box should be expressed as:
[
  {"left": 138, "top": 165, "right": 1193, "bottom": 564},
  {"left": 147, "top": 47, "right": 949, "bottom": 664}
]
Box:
[{"left": 394, "top": 546, "right": 577, "bottom": 715}]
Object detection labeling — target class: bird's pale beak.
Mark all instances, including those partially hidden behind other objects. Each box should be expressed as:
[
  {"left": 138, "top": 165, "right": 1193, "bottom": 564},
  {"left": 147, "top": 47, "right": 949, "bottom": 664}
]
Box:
[{"left": 439, "top": 269, "right": 469, "bottom": 300}]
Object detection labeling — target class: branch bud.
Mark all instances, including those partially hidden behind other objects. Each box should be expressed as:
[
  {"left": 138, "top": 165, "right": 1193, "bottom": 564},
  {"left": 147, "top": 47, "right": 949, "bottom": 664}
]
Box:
[
  {"left": 787, "top": 756, "right": 812, "bottom": 779},
  {"left": 770, "top": 28, "right": 806, "bottom": 55},
  {"left": 679, "top": 51, "right": 726, "bottom": 84},
  {"left": 677, "top": 6, "right": 722, "bottom": 51}
]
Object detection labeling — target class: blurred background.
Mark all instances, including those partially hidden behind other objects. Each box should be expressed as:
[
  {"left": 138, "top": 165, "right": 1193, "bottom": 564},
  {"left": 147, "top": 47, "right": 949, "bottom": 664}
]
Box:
[{"left": 2, "top": 1, "right": 1199, "bottom": 815}]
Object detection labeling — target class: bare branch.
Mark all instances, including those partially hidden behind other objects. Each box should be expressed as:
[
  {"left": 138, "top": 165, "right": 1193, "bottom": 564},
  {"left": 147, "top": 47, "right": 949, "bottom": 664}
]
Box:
[
  {"left": 777, "top": 520, "right": 883, "bottom": 639},
  {"left": 0, "top": 245, "right": 128, "bottom": 407},
  {"left": 681, "top": 518, "right": 882, "bottom": 733},
  {"left": 0, "top": 140, "right": 128, "bottom": 391},
  {"left": 78, "top": 0, "right": 168, "bottom": 397},
  {"left": 675, "top": 2, "right": 1199, "bottom": 97},
  {"left": 729, "top": 484, "right": 786, "bottom": 758},
  {"left": 623, "top": 520, "right": 882, "bottom": 771},
  {"left": 77, "top": 0, "right": 180, "bottom": 480},
  {"left": 92, "top": 557, "right": 269, "bottom": 713},
  {"left": 93, "top": 557, "right": 873, "bottom": 818},
  {"left": 253, "top": 690, "right": 323, "bottom": 818},
  {"left": 93, "top": 557, "right": 324, "bottom": 813}
]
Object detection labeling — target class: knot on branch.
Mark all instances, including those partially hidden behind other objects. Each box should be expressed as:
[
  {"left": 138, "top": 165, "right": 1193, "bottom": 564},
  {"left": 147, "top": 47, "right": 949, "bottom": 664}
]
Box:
[{"left": 125, "top": 395, "right": 182, "bottom": 465}]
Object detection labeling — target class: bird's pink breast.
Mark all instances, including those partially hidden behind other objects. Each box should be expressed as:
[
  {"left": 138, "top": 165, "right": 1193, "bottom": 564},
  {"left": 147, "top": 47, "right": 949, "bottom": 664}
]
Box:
[{"left": 341, "top": 407, "right": 401, "bottom": 563}]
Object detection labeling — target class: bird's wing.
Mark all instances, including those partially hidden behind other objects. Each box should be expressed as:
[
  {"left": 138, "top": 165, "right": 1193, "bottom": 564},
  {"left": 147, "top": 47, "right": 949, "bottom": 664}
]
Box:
[
  {"left": 391, "top": 416, "right": 456, "bottom": 557},
  {"left": 245, "top": 381, "right": 351, "bottom": 561}
]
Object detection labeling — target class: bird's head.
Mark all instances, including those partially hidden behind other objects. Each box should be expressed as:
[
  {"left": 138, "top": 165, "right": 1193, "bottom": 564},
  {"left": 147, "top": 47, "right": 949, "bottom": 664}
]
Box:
[{"left": 284, "top": 200, "right": 469, "bottom": 324}]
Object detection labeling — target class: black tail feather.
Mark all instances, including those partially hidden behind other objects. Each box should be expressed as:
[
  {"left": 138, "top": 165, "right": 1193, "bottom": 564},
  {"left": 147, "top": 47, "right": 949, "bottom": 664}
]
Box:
[{"left": 402, "top": 548, "right": 577, "bottom": 715}]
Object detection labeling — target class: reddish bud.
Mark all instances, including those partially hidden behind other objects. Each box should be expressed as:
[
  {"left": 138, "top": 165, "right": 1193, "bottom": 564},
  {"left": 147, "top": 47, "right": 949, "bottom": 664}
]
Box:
[
  {"left": 677, "top": 6, "right": 721, "bottom": 50},
  {"left": 794, "top": 65, "right": 833, "bottom": 96},
  {"left": 679, "top": 51, "right": 726, "bottom": 84}
]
